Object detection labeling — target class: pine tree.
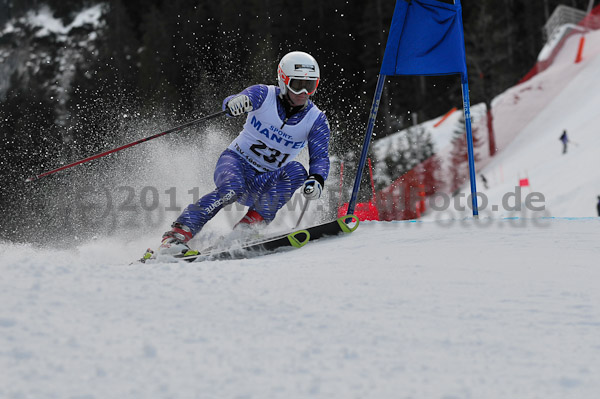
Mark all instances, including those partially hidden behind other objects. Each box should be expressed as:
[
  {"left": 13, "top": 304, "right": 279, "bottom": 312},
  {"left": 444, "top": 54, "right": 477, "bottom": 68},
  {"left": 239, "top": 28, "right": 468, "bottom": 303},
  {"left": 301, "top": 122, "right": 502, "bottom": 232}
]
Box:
[
  {"left": 95, "top": 0, "right": 139, "bottom": 98},
  {"left": 138, "top": 4, "right": 179, "bottom": 108},
  {"left": 373, "top": 124, "right": 437, "bottom": 191},
  {"left": 448, "top": 116, "right": 482, "bottom": 193}
]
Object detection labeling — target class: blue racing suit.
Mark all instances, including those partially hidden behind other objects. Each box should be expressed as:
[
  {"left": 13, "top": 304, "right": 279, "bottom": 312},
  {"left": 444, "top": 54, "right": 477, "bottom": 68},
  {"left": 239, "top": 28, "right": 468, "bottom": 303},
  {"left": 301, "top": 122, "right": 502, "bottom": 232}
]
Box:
[{"left": 176, "top": 84, "right": 330, "bottom": 235}]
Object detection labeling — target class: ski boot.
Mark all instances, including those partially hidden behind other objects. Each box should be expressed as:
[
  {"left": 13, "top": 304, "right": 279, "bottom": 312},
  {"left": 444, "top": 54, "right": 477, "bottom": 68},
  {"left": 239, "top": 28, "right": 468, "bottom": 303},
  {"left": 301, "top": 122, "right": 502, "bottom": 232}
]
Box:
[
  {"left": 226, "top": 209, "right": 267, "bottom": 243},
  {"left": 140, "top": 222, "right": 199, "bottom": 262},
  {"left": 234, "top": 209, "right": 266, "bottom": 229}
]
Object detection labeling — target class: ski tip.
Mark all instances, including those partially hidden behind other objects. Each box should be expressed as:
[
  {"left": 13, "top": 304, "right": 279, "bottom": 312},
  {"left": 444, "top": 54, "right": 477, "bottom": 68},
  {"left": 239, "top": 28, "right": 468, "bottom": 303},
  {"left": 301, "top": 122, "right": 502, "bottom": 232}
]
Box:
[{"left": 337, "top": 214, "right": 360, "bottom": 233}]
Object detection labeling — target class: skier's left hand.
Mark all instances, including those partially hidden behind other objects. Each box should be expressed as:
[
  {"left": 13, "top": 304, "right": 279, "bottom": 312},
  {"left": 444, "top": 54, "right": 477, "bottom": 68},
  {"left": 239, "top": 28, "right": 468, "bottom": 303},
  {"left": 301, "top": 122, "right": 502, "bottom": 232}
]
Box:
[{"left": 302, "top": 174, "right": 324, "bottom": 200}]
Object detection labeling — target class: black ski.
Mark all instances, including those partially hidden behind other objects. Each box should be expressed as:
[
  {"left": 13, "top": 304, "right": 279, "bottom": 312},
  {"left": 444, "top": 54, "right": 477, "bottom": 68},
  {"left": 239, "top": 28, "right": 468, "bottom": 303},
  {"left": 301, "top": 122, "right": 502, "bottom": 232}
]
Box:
[{"left": 175, "top": 214, "right": 359, "bottom": 262}]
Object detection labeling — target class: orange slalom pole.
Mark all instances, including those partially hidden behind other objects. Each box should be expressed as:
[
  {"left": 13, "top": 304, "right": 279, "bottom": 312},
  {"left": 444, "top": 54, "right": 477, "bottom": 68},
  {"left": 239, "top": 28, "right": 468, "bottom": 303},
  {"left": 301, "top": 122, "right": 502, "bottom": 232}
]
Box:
[
  {"left": 575, "top": 36, "right": 586, "bottom": 63},
  {"left": 433, "top": 107, "right": 457, "bottom": 128}
]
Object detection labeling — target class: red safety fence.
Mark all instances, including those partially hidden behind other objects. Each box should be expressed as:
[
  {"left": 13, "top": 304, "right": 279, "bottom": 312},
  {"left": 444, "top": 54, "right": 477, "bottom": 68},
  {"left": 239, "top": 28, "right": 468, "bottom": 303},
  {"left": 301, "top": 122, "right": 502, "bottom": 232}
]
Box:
[{"left": 520, "top": 4, "right": 600, "bottom": 83}]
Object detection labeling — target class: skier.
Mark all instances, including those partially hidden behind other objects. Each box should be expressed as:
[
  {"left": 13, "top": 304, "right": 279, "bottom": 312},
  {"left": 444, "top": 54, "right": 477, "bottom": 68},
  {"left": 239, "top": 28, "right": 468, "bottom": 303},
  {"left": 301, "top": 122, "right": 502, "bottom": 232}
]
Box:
[
  {"left": 559, "top": 129, "right": 569, "bottom": 154},
  {"left": 147, "top": 51, "right": 330, "bottom": 258},
  {"left": 480, "top": 174, "right": 489, "bottom": 189},
  {"left": 597, "top": 196, "right": 600, "bottom": 217}
]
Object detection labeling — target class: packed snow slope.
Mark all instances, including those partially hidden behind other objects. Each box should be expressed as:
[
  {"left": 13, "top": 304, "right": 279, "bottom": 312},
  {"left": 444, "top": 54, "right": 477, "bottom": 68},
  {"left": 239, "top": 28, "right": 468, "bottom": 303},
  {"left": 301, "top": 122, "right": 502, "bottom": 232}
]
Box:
[
  {"left": 1, "top": 218, "right": 600, "bottom": 399},
  {"left": 458, "top": 27, "right": 600, "bottom": 219},
  {"left": 2, "top": 18, "right": 600, "bottom": 399}
]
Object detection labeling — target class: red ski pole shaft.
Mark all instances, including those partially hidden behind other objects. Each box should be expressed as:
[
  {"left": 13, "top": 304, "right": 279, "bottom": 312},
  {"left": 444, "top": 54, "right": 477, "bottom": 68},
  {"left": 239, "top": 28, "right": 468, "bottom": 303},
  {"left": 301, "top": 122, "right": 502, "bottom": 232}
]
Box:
[{"left": 25, "top": 110, "right": 227, "bottom": 182}]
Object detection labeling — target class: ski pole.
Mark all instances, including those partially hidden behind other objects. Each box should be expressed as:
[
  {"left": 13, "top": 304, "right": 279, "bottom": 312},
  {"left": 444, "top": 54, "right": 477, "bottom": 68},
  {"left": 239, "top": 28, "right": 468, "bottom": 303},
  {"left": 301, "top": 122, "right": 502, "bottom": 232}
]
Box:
[
  {"left": 25, "top": 109, "right": 228, "bottom": 182},
  {"left": 294, "top": 197, "right": 310, "bottom": 229}
]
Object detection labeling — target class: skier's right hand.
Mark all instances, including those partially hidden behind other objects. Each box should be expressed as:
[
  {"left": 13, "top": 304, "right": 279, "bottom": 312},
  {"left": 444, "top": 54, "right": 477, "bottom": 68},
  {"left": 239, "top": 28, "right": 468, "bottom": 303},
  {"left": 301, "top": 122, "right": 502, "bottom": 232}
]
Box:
[
  {"left": 226, "top": 95, "right": 253, "bottom": 116},
  {"left": 302, "top": 174, "right": 324, "bottom": 200}
]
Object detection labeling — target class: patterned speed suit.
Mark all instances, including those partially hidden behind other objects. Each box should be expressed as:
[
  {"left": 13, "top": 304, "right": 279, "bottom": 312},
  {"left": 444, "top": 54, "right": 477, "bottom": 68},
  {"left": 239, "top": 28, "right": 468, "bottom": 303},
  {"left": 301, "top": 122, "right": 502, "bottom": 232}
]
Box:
[{"left": 175, "top": 84, "right": 331, "bottom": 236}]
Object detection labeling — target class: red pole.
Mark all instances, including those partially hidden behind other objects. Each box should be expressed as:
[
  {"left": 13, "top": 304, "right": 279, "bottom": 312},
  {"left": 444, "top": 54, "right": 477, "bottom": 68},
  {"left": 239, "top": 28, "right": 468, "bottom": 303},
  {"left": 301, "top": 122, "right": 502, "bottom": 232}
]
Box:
[
  {"left": 25, "top": 110, "right": 227, "bottom": 182},
  {"left": 338, "top": 161, "right": 345, "bottom": 213},
  {"left": 417, "top": 183, "right": 425, "bottom": 216},
  {"left": 487, "top": 106, "right": 497, "bottom": 156},
  {"left": 433, "top": 107, "right": 457, "bottom": 128},
  {"left": 575, "top": 36, "right": 586, "bottom": 63},
  {"left": 367, "top": 158, "right": 376, "bottom": 199},
  {"left": 367, "top": 157, "right": 379, "bottom": 220}
]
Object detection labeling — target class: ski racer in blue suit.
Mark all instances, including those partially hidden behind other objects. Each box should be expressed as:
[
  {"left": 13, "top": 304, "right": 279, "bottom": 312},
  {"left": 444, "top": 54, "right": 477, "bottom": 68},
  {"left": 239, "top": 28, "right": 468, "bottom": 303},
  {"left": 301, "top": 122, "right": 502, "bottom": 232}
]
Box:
[{"left": 152, "top": 51, "right": 330, "bottom": 258}]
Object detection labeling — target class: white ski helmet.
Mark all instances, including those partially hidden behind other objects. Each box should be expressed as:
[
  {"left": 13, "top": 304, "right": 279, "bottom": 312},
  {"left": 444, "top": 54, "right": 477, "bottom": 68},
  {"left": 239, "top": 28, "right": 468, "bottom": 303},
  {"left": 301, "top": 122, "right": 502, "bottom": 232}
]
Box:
[{"left": 277, "top": 51, "right": 320, "bottom": 96}]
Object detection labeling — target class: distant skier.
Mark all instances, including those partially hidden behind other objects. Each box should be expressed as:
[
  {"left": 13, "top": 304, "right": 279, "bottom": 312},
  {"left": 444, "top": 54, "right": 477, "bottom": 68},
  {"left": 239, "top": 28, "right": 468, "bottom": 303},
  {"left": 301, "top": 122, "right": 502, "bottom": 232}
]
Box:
[
  {"left": 597, "top": 196, "right": 600, "bottom": 217},
  {"left": 559, "top": 129, "right": 569, "bottom": 154},
  {"left": 145, "top": 51, "right": 330, "bottom": 259},
  {"left": 480, "top": 174, "right": 489, "bottom": 189}
]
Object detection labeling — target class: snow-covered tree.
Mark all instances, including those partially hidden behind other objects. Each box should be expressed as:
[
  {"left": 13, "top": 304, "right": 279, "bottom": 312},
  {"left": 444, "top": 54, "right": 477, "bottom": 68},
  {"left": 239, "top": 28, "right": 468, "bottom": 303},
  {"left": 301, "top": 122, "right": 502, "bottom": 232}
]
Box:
[{"left": 448, "top": 116, "right": 483, "bottom": 194}]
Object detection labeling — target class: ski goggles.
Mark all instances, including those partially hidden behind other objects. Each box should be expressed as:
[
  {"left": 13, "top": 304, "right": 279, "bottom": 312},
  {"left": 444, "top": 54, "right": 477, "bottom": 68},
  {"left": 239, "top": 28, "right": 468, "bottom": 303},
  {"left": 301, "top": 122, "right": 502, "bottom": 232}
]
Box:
[
  {"left": 287, "top": 78, "right": 319, "bottom": 95},
  {"left": 279, "top": 66, "right": 319, "bottom": 95}
]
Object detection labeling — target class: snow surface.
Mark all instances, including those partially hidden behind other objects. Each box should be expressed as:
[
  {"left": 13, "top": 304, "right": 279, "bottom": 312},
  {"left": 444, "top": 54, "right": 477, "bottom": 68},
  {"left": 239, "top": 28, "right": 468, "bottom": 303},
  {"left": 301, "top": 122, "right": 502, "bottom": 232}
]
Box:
[
  {"left": 2, "top": 10, "right": 600, "bottom": 399},
  {"left": 1, "top": 218, "right": 600, "bottom": 398}
]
